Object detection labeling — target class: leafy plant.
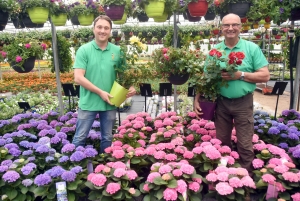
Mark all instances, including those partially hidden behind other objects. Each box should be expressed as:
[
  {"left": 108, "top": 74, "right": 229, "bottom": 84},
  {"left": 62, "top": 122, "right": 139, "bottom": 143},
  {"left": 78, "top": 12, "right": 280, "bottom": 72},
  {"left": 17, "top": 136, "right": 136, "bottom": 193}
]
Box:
[
  {"left": 67, "top": 1, "right": 105, "bottom": 17},
  {"left": 19, "top": 0, "right": 51, "bottom": 9},
  {"left": 101, "top": 0, "right": 127, "bottom": 6},
  {"left": 0, "top": 0, "right": 14, "bottom": 13},
  {"left": 49, "top": 0, "right": 68, "bottom": 16}
]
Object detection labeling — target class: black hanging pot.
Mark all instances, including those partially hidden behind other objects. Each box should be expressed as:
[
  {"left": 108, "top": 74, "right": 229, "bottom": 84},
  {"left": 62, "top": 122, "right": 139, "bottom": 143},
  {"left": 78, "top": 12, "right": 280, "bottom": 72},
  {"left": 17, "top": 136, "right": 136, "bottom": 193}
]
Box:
[
  {"left": 0, "top": 24, "right": 5, "bottom": 31},
  {"left": 112, "top": 31, "right": 118, "bottom": 37},
  {"left": 12, "top": 18, "right": 25, "bottom": 29},
  {"left": 167, "top": 72, "right": 190, "bottom": 85},
  {"left": 204, "top": 30, "right": 210, "bottom": 36},
  {"left": 228, "top": 2, "right": 250, "bottom": 18},
  {"left": 10, "top": 57, "right": 36, "bottom": 73},
  {"left": 22, "top": 16, "right": 43, "bottom": 28},
  {"left": 71, "top": 15, "right": 80, "bottom": 25},
  {"left": 0, "top": 10, "right": 9, "bottom": 25},
  {"left": 137, "top": 13, "right": 149, "bottom": 22},
  {"left": 186, "top": 10, "right": 201, "bottom": 22},
  {"left": 290, "top": 7, "right": 300, "bottom": 21},
  {"left": 204, "top": 10, "right": 216, "bottom": 21},
  {"left": 272, "top": 29, "right": 278, "bottom": 35}
]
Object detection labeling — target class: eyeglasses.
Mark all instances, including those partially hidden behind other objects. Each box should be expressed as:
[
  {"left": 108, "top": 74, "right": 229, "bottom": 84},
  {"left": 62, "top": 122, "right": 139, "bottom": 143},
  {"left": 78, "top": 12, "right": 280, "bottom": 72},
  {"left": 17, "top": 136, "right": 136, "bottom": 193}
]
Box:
[{"left": 221, "top": 23, "right": 241, "bottom": 29}]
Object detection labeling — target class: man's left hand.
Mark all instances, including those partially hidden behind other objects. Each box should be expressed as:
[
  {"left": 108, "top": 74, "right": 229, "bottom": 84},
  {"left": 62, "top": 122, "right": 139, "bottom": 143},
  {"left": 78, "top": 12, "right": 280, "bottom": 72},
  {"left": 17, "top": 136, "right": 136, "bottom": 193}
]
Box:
[
  {"left": 126, "top": 86, "right": 136, "bottom": 98},
  {"left": 221, "top": 71, "right": 241, "bottom": 80}
]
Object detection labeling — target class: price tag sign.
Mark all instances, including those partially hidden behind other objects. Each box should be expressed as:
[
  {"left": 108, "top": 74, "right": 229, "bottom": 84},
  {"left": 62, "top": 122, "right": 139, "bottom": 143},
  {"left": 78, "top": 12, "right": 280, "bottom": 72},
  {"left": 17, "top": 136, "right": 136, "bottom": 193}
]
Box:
[{"left": 56, "top": 181, "right": 68, "bottom": 201}]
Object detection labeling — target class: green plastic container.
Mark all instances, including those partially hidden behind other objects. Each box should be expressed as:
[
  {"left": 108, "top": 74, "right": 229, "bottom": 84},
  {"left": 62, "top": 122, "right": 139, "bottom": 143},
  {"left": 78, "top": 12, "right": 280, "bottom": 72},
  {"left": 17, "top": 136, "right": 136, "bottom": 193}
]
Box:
[
  {"left": 27, "top": 7, "right": 49, "bottom": 24},
  {"left": 109, "top": 81, "right": 128, "bottom": 107},
  {"left": 51, "top": 14, "right": 67, "bottom": 26}
]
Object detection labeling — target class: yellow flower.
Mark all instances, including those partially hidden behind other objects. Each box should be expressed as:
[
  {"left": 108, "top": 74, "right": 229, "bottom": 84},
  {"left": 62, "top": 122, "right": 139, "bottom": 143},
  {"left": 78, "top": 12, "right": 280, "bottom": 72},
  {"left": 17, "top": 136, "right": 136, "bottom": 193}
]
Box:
[
  {"left": 128, "top": 188, "right": 136, "bottom": 195},
  {"left": 162, "top": 173, "right": 171, "bottom": 181},
  {"left": 129, "top": 36, "right": 140, "bottom": 44},
  {"left": 18, "top": 43, "right": 22, "bottom": 46}
]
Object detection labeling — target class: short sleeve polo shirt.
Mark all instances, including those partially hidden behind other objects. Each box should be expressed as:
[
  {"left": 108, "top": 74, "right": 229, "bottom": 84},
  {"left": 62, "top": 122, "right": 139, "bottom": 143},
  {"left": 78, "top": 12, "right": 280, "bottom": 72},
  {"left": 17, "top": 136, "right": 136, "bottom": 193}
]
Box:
[
  {"left": 214, "top": 38, "right": 269, "bottom": 98},
  {"left": 73, "top": 41, "right": 122, "bottom": 111}
]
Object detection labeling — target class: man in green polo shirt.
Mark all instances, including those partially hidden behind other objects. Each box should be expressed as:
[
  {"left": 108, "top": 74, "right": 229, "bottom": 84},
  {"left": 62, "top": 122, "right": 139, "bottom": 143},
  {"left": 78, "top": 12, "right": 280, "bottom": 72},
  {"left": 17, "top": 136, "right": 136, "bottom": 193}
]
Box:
[
  {"left": 194, "top": 13, "right": 270, "bottom": 173},
  {"left": 72, "top": 15, "right": 136, "bottom": 153}
]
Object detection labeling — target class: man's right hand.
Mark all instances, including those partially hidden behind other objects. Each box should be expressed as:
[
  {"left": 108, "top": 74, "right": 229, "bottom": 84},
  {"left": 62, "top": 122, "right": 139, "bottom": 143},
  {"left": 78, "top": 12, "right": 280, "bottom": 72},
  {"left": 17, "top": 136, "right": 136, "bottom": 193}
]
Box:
[
  {"left": 99, "top": 91, "right": 114, "bottom": 105},
  {"left": 194, "top": 98, "right": 203, "bottom": 119}
]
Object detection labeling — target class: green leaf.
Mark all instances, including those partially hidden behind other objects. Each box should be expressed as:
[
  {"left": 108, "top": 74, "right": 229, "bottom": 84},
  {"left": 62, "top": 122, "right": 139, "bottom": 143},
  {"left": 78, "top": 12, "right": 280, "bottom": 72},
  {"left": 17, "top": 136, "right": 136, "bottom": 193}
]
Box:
[
  {"left": 33, "top": 186, "right": 47, "bottom": 197},
  {"left": 88, "top": 191, "right": 102, "bottom": 200},
  {"left": 153, "top": 177, "right": 168, "bottom": 185},
  {"left": 143, "top": 194, "right": 151, "bottom": 201},
  {"left": 131, "top": 158, "right": 141, "bottom": 164},
  {"left": 14, "top": 193, "right": 27, "bottom": 201},
  {"left": 20, "top": 186, "right": 28, "bottom": 194},
  {"left": 7, "top": 189, "right": 18, "bottom": 200},
  {"left": 167, "top": 179, "right": 178, "bottom": 188},
  {"left": 204, "top": 162, "right": 212, "bottom": 171},
  {"left": 102, "top": 195, "right": 112, "bottom": 201},
  {"left": 279, "top": 192, "right": 291, "bottom": 200},
  {"left": 67, "top": 182, "right": 78, "bottom": 191},
  {"left": 234, "top": 188, "right": 244, "bottom": 195},
  {"left": 85, "top": 181, "right": 96, "bottom": 190},
  {"left": 155, "top": 189, "right": 164, "bottom": 200},
  {"left": 112, "top": 191, "right": 123, "bottom": 200},
  {"left": 190, "top": 194, "right": 201, "bottom": 201},
  {"left": 256, "top": 179, "right": 268, "bottom": 188},
  {"left": 67, "top": 192, "right": 75, "bottom": 201}
]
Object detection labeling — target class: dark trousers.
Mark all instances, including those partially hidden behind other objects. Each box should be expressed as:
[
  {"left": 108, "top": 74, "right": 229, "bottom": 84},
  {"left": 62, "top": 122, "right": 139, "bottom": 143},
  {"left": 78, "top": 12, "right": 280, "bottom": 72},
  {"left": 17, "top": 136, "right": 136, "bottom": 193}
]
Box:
[{"left": 215, "top": 93, "right": 254, "bottom": 172}]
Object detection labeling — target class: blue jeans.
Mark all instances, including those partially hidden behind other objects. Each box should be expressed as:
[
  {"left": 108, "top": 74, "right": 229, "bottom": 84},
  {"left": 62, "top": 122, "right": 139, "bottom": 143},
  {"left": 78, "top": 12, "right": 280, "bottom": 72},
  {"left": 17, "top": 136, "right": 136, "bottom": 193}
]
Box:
[{"left": 72, "top": 108, "right": 116, "bottom": 153}]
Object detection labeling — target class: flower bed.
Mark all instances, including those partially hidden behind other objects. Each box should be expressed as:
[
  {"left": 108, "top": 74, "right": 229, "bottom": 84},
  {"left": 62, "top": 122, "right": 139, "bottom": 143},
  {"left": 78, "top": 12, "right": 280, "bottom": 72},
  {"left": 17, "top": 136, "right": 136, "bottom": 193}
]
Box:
[{"left": 1, "top": 108, "right": 300, "bottom": 200}]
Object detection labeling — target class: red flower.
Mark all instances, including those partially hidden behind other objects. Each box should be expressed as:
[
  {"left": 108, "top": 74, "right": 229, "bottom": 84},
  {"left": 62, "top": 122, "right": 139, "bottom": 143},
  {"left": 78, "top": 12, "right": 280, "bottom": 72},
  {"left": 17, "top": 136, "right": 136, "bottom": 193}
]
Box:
[
  {"left": 209, "top": 49, "right": 218, "bottom": 56},
  {"left": 228, "top": 52, "right": 236, "bottom": 60},
  {"left": 216, "top": 52, "right": 222, "bottom": 58},
  {"left": 163, "top": 54, "right": 169, "bottom": 61},
  {"left": 236, "top": 59, "right": 242, "bottom": 65},
  {"left": 235, "top": 52, "right": 245, "bottom": 60},
  {"left": 228, "top": 59, "right": 234, "bottom": 65},
  {"left": 162, "top": 48, "right": 168, "bottom": 54}
]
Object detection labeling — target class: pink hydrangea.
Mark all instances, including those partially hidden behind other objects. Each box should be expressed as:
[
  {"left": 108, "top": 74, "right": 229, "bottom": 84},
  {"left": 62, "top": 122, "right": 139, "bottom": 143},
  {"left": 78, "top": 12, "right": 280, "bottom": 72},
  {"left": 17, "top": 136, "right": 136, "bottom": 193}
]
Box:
[
  {"left": 172, "top": 169, "right": 183, "bottom": 177},
  {"left": 159, "top": 165, "right": 172, "bottom": 174},
  {"left": 183, "top": 151, "right": 194, "bottom": 159},
  {"left": 206, "top": 173, "right": 217, "bottom": 182},
  {"left": 139, "top": 132, "right": 146, "bottom": 139},
  {"left": 165, "top": 143, "right": 175, "bottom": 150},
  {"left": 95, "top": 164, "right": 105, "bottom": 173},
  {"left": 236, "top": 168, "right": 248, "bottom": 176},
  {"left": 188, "top": 182, "right": 200, "bottom": 192},
  {"left": 218, "top": 146, "right": 231, "bottom": 154},
  {"left": 133, "top": 122, "right": 145, "bottom": 129},
  {"left": 215, "top": 182, "right": 234, "bottom": 195},
  {"left": 269, "top": 158, "right": 282, "bottom": 166},
  {"left": 204, "top": 122, "right": 215, "bottom": 129},
  {"left": 252, "top": 134, "right": 259, "bottom": 143},
  {"left": 87, "top": 173, "right": 95, "bottom": 181},
  {"left": 147, "top": 172, "right": 161, "bottom": 183},
  {"left": 112, "top": 141, "right": 123, "bottom": 147},
  {"left": 217, "top": 172, "right": 229, "bottom": 182},
  {"left": 193, "top": 178, "right": 202, "bottom": 184},
  {"left": 241, "top": 176, "right": 256, "bottom": 189},
  {"left": 205, "top": 150, "right": 221, "bottom": 160},
  {"left": 253, "top": 143, "right": 267, "bottom": 151},
  {"left": 185, "top": 134, "right": 194, "bottom": 141},
  {"left": 291, "top": 193, "right": 300, "bottom": 201},
  {"left": 112, "top": 162, "right": 126, "bottom": 169},
  {"left": 163, "top": 188, "right": 178, "bottom": 201},
  {"left": 227, "top": 167, "right": 237, "bottom": 175},
  {"left": 154, "top": 120, "right": 164, "bottom": 128},
  {"left": 126, "top": 170, "right": 138, "bottom": 180},
  {"left": 282, "top": 172, "right": 299, "bottom": 182},
  {"left": 230, "top": 151, "right": 239, "bottom": 159},
  {"left": 188, "top": 124, "right": 200, "bottom": 131},
  {"left": 150, "top": 163, "right": 162, "bottom": 171},
  {"left": 135, "top": 149, "right": 144, "bottom": 156},
  {"left": 208, "top": 130, "right": 216, "bottom": 137},
  {"left": 192, "top": 147, "right": 203, "bottom": 154},
  {"left": 156, "top": 143, "right": 166, "bottom": 151},
  {"left": 163, "top": 131, "right": 173, "bottom": 138},
  {"left": 16, "top": 56, "right": 22, "bottom": 63},
  {"left": 171, "top": 137, "right": 183, "bottom": 146},
  {"left": 112, "top": 150, "right": 125, "bottom": 159},
  {"left": 196, "top": 128, "right": 208, "bottom": 135},
  {"left": 262, "top": 174, "right": 276, "bottom": 183},
  {"left": 113, "top": 168, "right": 126, "bottom": 178},
  {"left": 188, "top": 111, "right": 197, "bottom": 117},
  {"left": 143, "top": 183, "right": 150, "bottom": 192},
  {"left": 165, "top": 154, "right": 177, "bottom": 161},
  {"left": 25, "top": 43, "right": 31, "bottom": 48},
  {"left": 201, "top": 135, "right": 212, "bottom": 142},
  {"left": 90, "top": 173, "right": 107, "bottom": 187},
  {"left": 210, "top": 138, "right": 222, "bottom": 145},
  {"left": 180, "top": 164, "right": 195, "bottom": 175},
  {"left": 174, "top": 146, "right": 185, "bottom": 154},
  {"left": 225, "top": 156, "right": 235, "bottom": 165},
  {"left": 106, "top": 183, "right": 121, "bottom": 194},
  {"left": 144, "top": 147, "right": 156, "bottom": 155},
  {"left": 252, "top": 159, "right": 264, "bottom": 169},
  {"left": 274, "top": 165, "right": 289, "bottom": 174},
  {"left": 228, "top": 177, "right": 243, "bottom": 188},
  {"left": 137, "top": 140, "right": 146, "bottom": 147},
  {"left": 154, "top": 151, "right": 166, "bottom": 159},
  {"left": 176, "top": 179, "right": 187, "bottom": 193},
  {"left": 284, "top": 162, "right": 296, "bottom": 168}
]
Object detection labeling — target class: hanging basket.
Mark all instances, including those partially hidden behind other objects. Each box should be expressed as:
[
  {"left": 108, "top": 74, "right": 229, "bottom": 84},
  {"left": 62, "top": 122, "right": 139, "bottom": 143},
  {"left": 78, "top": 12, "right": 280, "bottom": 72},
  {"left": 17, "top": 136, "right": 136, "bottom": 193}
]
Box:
[
  {"left": 228, "top": 2, "right": 250, "bottom": 18},
  {"left": 153, "top": 12, "right": 168, "bottom": 23},
  {"left": 137, "top": 13, "right": 149, "bottom": 22},
  {"left": 12, "top": 18, "right": 25, "bottom": 29},
  {"left": 104, "top": 4, "right": 125, "bottom": 21},
  {"left": 252, "top": 22, "right": 259, "bottom": 29},
  {"left": 0, "top": 24, "right": 5, "bottom": 31},
  {"left": 290, "top": 7, "right": 300, "bottom": 21},
  {"left": 71, "top": 15, "right": 80, "bottom": 25},
  {"left": 186, "top": 10, "right": 201, "bottom": 22},
  {"left": 113, "top": 13, "right": 127, "bottom": 25},
  {"left": 187, "top": 0, "right": 208, "bottom": 17},
  {"left": 22, "top": 16, "right": 44, "bottom": 28},
  {"left": 145, "top": 0, "right": 165, "bottom": 18},
  {"left": 109, "top": 81, "right": 128, "bottom": 107},
  {"left": 27, "top": 7, "right": 49, "bottom": 24},
  {"left": 78, "top": 13, "right": 94, "bottom": 26},
  {"left": 198, "top": 97, "right": 217, "bottom": 120},
  {"left": 51, "top": 14, "right": 67, "bottom": 26},
  {"left": 264, "top": 23, "right": 270, "bottom": 29},
  {"left": 167, "top": 72, "right": 190, "bottom": 85},
  {"left": 204, "top": 10, "right": 216, "bottom": 21},
  {"left": 10, "top": 57, "right": 36, "bottom": 73},
  {"left": 0, "top": 10, "right": 9, "bottom": 25}
]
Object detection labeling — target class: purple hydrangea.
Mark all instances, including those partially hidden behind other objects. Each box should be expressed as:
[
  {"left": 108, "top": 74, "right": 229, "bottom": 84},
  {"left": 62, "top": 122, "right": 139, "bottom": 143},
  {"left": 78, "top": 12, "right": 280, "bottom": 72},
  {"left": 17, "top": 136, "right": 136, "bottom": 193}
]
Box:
[
  {"left": 48, "top": 129, "right": 57, "bottom": 136},
  {"left": 4, "top": 143, "right": 19, "bottom": 150},
  {"left": 34, "top": 174, "right": 52, "bottom": 186},
  {"left": 1, "top": 120, "right": 10, "bottom": 125},
  {"left": 50, "top": 120, "right": 59, "bottom": 127},
  {"left": 5, "top": 138, "right": 13, "bottom": 143},
  {"left": 257, "top": 129, "right": 263, "bottom": 134},
  {"left": 38, "top": 129, "right": 49, "bottom": 137},
  {"left": 59, "top": 115, "right": 69, "bottom": 122},
  {"left": 28, "top": 156, "right": 36, "bottom": 162},
  {"left": 54, "top": 122, "right": 64, "bottom": 127},
  {"left": 62, "top": 139, "right": 70, "bottom": 145},
  {"left": 292, "top": 148, "right": 300, "bottom": 158},
  {"left": 22, "top": 179, "right": 33, "bottom": 187},
  {"left": 280, "top": 134, "right": 288, "bottom": 138},
  {"left": 61, "top": 171, "right": 76, "bottom": 182},
  {"left": 50, "top": 136, "right": 61, "bottom": 144},
  {"left": 268, "top": 127, "right": 280, "bottom": 135},
  {"left": 1, "top": 160, "right": 12, "bottom": 166},
  {"left": 88, "top": 130, "right": 101, "bottom": 140},
  {"left": 84, "top": 148, "right": 98, "bottom": 158},
  {"left": 21, "top": 166, "right": 34, "bottom": 175},
  {"left": 22, "top": 150, "right": 33, "bottom": 156},
  {"left": 61, "top": 144, "right": 75, "bottom": 153},
  {"left": 0, "top": 165, "right": 8, "bottom": 173},
  {"left": 2, "top": 170, "right": 20, "bottom": 183},
  {"left": 41, "top": 114, "right": 49, "bottom": 120},
  {"left": 59, "top": 156, "right": 69, "bottom": 163},
  {"left": 26, "top": 163, "right": 37, "bottom": 169},
  {"left": 32, "top": 113, "right": 41, "bottom": 119},
  {"left": 66, "top": 118, "right": 77, "bottom": 125},
  {"left": 70, "top": 166, "right": 83, "bottom": 174},
  {"left": 48, "top": 166, "right": 65, "bottom": 178},
  {"left": 72, "top": 113, "right": 78, "bottom": 118},
  {"left": 60, "top": 127, "right": 72, "bottom": 133},
  {"left": 70, "top": 151, "right": 86, "bottom": 162},
  {"left": 9, "top": 148, "right": 21, "bottom": 157},
  {"left": 288, "top": 133, "right": 299, "bottom": 140},
  {"left": 0, "top": 139, "right": 6, "bottom": 146},
  {"left": 278, "top": 143, "right": 289, "bottom": 149},
  {"left": 55, "top": 132, "right": 67, "bottom": 139},
  {"left": 49, "top": 111, "right": 59, "bottom": 116},
  {"left": 257, "top": 119, "right": 266, "bottom": 124},
  {"left": 92, "top": 121, "right": 100, "bottom": 128},
  {"left": 46, "top": 156, "right": 55, "bottom": 162},
  {"left": 76, "top": 146, "right": 85, "bottom": 152},
  {"left": 35, "top": 145, "right": 50, "bottom": 154}
]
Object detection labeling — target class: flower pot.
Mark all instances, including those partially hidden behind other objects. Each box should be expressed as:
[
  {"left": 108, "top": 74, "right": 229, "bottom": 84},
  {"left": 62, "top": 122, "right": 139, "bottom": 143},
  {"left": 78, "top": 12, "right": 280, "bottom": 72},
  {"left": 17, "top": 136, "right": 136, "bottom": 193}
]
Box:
[
  {"left": 137, "top": 13, "right": 149, "bottom": 22},
  {"left": 186, "top": 9, "right": 201, "bottom": 22},
  {"left": 113, "top": 13, "right": 127, "bottom": 25},
  {"left": 12, "top": 18, "right": 25, "bottom": 29},
  {"left": 290, "top": 7, "right": 300, "bottom": 21},
  {"left": 187, "top": 0, "right": 208, "bottom": 17},
  {"left": 212, "top": 29, "right": 219, "bottom": 35},
  {"left": 167, "top": 72, "right": 190, "bottom": 85},
  {"left": 241, "top": 17, "right": 247, "bottom": 23},
  {"left": 104, "top": 4, "right": 125, "bottom": 21},
  {"left": 51, "top": 14, "right": 67, "bottom": 26},
  {"left": 204, "top": 10, "right": 216, "bottom": 21},
  {"left": 109, "top": 81, "right": 129, "bottom": 107},
  {"left": 255, "top": 35, "right": 261, "bottom": 39},
  {"left": 198, "top": 98, "right": 217, "bottom": 120},
  {"left": 10, "top": 57, "right": 36, "bottom": 73},
  {"left": 272, "top": 29, "right": 278, "bottom": 35},
  {"left": 274, "top": 35, "right": 281, "bottom": 39},
  {"left": 144, "top": 0, "right": 165, "bottom": 18},
  {"left": 27, "top": 7, "right": 49, "bottom": 24},
  {"left": 228, "top": 2, "right": 250, "bottom": 18},
  {"left": 153, "top": 12, "right": 168, "bottom": 22},
  {"left": 252, "top": 22, "right": 259, "bottom": 29},
  {"left": 22, "top": 16, "right": 44, "bottom": 28},
  {"left": 71, "top": 15, "right": 80, "bottom": 25},
  {"left": 264, "top": 23, "right": 270, "bottom": 29},
  {"left": 204, "top": 30, "right": 210, "bottom": 36},
  {"left": 78, "top": 14, "right": 94, "bottom": 26},
  {"left": 0, "top": 10, "right": 9, "bottom": 25}
]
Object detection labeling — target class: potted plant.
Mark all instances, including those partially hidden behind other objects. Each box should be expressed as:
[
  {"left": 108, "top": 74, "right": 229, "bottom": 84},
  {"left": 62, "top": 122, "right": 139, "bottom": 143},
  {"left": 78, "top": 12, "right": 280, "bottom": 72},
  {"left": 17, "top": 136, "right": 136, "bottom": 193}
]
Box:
[
  {"left": 101, "top": 0, "right": 127, "bottom": 20},
  {"left": 149, "top": 46, "right": 205, "bottom": 85},
  {"left": 19, "top": 0, "right": 51, "bottom": 24},
  {"left": 253, "top": 31, "right": 263, "bottom": 39},
  {"left": 138, "top": 0, "right": 166, "bottom": 18},
  {"left": 184, "top": 0, "right": 212, "bottom": 17},
  {"left": 225, "top": 0, "right": 252, "bottom": 18},
  {"left": 132, "top": 6, "right": 149, "bottom": 22},
  {"left": 0, "top": 0, "right": 14, "bottom": 27},
  {"left": 8, "top": 1, "right": 25, "bottom": 29},
  {"left": 271, "top": 27, "right": 280, "bottom": 36},
  {"left": 274, "top": 32, "right": 283, "bottom": 40},
  {"left": 2, "top": 38, "right": 47, "bottom": 73},
  {"left": 49, "top": 0, "right": 68, "bottom": 26}
]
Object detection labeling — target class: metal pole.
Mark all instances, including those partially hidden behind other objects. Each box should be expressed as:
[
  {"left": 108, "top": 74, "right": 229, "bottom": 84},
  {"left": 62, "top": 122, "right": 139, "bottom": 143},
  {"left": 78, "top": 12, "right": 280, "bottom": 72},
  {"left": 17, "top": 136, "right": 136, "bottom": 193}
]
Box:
[
  {"left": 37, "top": 59, "right": 41, "bottom": 79},
  {"left": 51, "top": 21, "right": 64, "bottom": 116},
  {"left": 289, "top": 21, "right": 294, "bottom": 109},
  {"left": 0, "top": 64, "right": 2, "bottom": 82},
  {"left": 173, "top": 13, "right": 178, "bottom": 112},
  {"left": 292, "top": 36, "right": 300, "bottom": 109}
]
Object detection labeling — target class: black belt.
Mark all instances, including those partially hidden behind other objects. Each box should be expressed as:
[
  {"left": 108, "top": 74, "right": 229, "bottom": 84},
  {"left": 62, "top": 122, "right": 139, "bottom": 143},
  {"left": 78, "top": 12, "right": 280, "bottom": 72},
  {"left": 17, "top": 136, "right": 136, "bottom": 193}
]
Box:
[{"left": 221, "top": 93, "right": 253, "bottom": 100}]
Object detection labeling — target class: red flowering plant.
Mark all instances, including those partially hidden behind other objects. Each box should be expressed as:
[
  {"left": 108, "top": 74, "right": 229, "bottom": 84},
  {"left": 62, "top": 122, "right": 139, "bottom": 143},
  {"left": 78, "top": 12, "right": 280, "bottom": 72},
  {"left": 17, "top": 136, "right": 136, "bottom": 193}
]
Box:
[
  {"left": 86, "top": 161, "right": 143, "bottom": 201},
  {"left": 189, "top": 49, "right": 245, "bottom": 102},
  {"left": 140, "top": 161, "right": 204, "bottom": 201},
  {"left": 205, "top": 166, "right": 257, "bottom": 201},
  {"left": 0, "top": 51, "right": 7, "bottom": 63}
]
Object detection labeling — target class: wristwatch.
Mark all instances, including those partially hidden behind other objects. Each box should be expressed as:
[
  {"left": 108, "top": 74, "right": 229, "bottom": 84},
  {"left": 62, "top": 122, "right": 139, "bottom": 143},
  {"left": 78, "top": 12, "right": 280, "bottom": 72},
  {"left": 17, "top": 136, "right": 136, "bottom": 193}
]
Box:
[{"left": 239, "top": 72, "right": 245, "bottom": 80}]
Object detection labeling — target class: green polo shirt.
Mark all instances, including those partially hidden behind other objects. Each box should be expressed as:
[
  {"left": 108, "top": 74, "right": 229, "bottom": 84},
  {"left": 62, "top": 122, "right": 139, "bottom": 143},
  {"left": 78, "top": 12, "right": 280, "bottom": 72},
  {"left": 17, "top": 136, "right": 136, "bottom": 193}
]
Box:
[
  {"left": 73, "top": 41, "right": 122, "bottom": 111},
  {"left": 214, "top": 38, "right": 269, "bottom": 98}
]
